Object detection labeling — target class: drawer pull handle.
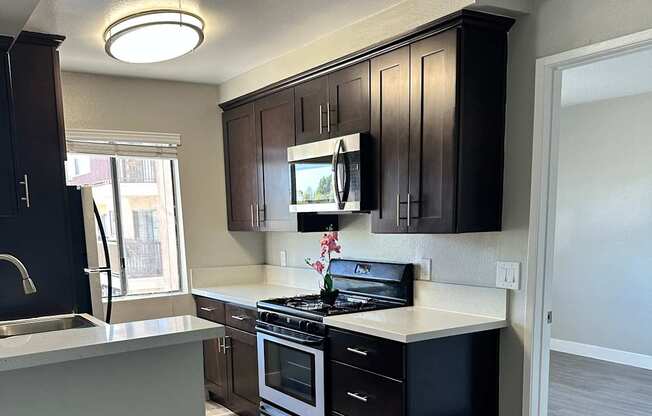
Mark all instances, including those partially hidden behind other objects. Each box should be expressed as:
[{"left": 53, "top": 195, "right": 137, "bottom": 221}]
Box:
[
  {"left": 346, "top": 347, "right": 368, "bottom": 356},
  {"left": 347, "top": 392, "right": 368, "bottom": 403},
  {"left": 231, "top": 315, "right": 248, "bottom": 321},
  {"left": 200, "top": 307, "right": 216, "bottom": 312}
]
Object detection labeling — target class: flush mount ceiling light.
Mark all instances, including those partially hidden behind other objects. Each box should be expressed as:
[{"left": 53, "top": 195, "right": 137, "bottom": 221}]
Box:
[{"left": 104, "top": 10, "right": 204, "bottom": 63}]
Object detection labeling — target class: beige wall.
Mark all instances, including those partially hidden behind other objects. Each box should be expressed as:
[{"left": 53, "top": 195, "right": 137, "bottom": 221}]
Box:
[
  {"left": 552, "top": 93, "right": 652, "bottom": 355},
  {"left": 60, "top": 72, "right": 265, "bottom": 321}
]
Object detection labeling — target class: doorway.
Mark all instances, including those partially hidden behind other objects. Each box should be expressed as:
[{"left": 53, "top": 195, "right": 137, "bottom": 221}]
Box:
[{"left": 526, "top": 28, "right": 652, "bottom": 416}]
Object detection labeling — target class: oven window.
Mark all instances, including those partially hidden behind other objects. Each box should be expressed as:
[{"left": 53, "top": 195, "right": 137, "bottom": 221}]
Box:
[
  {"left": 291, "top": 156, "right": 335, "bottom": 204},
  {"left": 264, "top": 340, "right": 317, "bottom": 406}
]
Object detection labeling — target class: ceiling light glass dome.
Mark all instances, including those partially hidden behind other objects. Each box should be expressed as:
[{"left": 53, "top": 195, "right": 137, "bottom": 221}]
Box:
[{"left": 104, "top": 10, "right": 204, "bottom": 63}]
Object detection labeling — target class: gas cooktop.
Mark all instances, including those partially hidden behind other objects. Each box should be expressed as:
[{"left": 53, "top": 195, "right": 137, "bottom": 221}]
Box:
[
  {"left": 257, "top": 259, "right": 414, "bottom": 321},
  {"left": 259, "top": 293, "right": 400, "bottom": 317}
]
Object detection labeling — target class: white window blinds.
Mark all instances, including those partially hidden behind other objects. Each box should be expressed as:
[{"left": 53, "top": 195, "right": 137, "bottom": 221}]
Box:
[{"left": 66, "top": 129, "right": 181, "bottom": 159}]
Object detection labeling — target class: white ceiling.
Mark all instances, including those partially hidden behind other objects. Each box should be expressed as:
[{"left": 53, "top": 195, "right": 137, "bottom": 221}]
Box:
[
  {"left": 562, "top": 46, "right": 652, "bottom": 107},
  {"left": 25, "top": 0, "right": 403, "bottom": 85},
  {"left": 0, "top": 0, "right": 40, "bottom": 37}
]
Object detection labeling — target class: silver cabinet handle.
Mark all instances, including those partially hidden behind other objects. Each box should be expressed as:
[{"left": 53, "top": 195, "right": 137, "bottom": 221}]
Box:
[
  {"left": 319, "top": 104, "right": 324, "bottom": 135},
  {"left": 347, "top": 392, "right": 368, "bottom": 403},
  {"left": 256, "top": 203, "right": 260, "bottom": 228},
  {"left": 19, "top": 174, "right": 30, "bottom": 208},
  {"left": 407, "top": 192, "right": 411, "bottom": 228},
  {"left": 250, "top": 204, "right": 255, "bottom": 228},
  {"left": 230, "top": 315, "right": 247, "bottom": 321},
  {"left": 223, "top": 336, "right": 231, "bottom": 352},
  {"left": 217, "top": 337, "right": 223, "bottom": 353},
  {"left": 327, "top": 101, "right": 331, "bottom": 133},
  {"left": 200, "top": 307, "right": 215, "bottom": 312},
  {"left": 346, "top": 347, "right": 368, "bottom": 356},
  {"left": 396, "top": 193, "right": 401, "bottom": 227}
]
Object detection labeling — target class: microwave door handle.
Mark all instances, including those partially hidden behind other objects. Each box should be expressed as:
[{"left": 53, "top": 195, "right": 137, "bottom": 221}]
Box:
[{"left": 332, "top": 139, "right": 343, "bottom": 209}]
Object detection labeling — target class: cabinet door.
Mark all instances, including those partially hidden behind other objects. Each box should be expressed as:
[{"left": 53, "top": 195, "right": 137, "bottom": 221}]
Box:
[
  {"left": 408, "top": 30, "right": 458, "bottom": 233},
  {"left": 223, "top": 104, "right": 259, "bottom": 231},
  {"left": 203, "top": 338, "right": 229, "bottom": 402},
  {"left": 0, "top": 40, "right": 75, "bottom": 319},
  {"left": 226, "top": 327, "right": 259, "bottom": 416},
  {"left": 370, "top": 47, "right": 410, "bottom": 233},
  {"left": 328, "top": 61, "right": 370, "bottom": 137},
  {"left": 254, "top": 89, "right": 296, "bottom": 231},
  {"left": 0, "top": 47, "right": 18, "bottom": 217},
  {"left": 295, "top": 76, "right": 329, "bottom": 144}
]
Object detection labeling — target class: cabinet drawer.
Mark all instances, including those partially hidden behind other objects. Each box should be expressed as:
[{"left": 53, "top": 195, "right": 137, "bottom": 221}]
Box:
[
  {"left": 195, "top": 297, "right": 226, "bottom": 324},
  {"left": 225, "top": 303, "right": 257, "bottom": 333},
  {"left": 330, "top": 361, "right": 404, "bottom": 416},
  {"left": 329, "top": 328, "right": 404, "bottom": 379}
]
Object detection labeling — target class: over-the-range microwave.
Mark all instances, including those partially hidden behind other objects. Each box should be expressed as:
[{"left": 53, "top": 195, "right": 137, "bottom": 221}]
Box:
[{"left": 287, "top": 133, "right": 373, "bottom": 213}]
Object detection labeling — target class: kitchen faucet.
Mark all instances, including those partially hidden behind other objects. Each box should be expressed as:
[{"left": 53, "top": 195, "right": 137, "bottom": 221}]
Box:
[{"left": 0, "top": 254, "right": 37, "bottom": 295}]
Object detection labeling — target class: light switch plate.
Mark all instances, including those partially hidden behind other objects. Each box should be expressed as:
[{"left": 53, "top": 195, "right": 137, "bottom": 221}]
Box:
[
  {"left": 280, "top": 250, "right": 287, "bottom": 267},
  {"left": 415, "top": 258, "right": 432, "bottom": 281},
  {"left": 496, "top": 261, "right": 520, "bottom": 290}
]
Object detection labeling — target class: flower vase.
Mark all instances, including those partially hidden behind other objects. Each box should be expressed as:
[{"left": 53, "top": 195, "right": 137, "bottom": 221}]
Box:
[{"left": 320, "top": 288, "right": 339, "bottom": 305}]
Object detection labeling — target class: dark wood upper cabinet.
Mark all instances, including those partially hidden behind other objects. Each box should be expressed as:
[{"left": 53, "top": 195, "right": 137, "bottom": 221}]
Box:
[
  {"left": 223, "top": 104, "right": 258, "bottom": 231},
  {"left": 370, "top": 46, "right": 410, "bottom": 233},
  {"left": 294, "top": 76, "right": 329, "bottom": 145},
  {"left": 295, "top": 62, "right": 370, "bottom": 145},
  {"left": 328, "top": 61, "right": 370, "bottom": 137},
  {"left": 254, "top": 89, "right": 296, "bottom": 231},
  {"left": 373, "top": 21, "right": 509, "bottom": 234},
  {"left": 221, "top": 11, "right": 513, "bottom": 235},
  {"left": 408, "top": 29, "right": 458, "bottom": 233},
  {"left": 0, "top": 39, "right": 18, "bottom": 218}
]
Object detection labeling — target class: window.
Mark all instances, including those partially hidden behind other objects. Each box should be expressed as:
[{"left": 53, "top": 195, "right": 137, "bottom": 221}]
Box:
[{"left": 65, "top": 154, "right": 183, "bottom": 298}]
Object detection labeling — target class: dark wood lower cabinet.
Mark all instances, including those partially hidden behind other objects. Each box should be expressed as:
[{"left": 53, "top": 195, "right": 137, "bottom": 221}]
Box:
[
  {"left": 225, "top": 327, "right": 259, "bottom": 416},
  {"left": 204, "top": 337, "right": 228, "bottom": 402},
  {"left": 328, "top": 328, "right": 500, "bottom": 416},
  {"left": 197, "top": 297, "right": 259, "bottom": 416}
]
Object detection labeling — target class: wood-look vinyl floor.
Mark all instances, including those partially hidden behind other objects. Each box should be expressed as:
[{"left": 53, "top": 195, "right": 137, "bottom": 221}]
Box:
[
  {"left": 549, "top": 351, "right": 652, "bottom": 416},
  {"left": 205, "top": 401, "right": 236, "bottom": 416}
]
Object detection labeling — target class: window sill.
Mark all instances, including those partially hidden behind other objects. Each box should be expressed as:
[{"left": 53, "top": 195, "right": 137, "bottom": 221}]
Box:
[{"left": 102, "top": 290, "right": 189, "bottom": 304}]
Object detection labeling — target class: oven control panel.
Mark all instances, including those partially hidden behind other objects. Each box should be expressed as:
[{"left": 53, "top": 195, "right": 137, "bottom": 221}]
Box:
[{"left": 258, "top": 310, "right": 325, "bottom": 336}]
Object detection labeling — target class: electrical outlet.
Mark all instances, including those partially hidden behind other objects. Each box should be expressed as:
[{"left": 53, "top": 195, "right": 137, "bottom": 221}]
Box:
[
  {"left": 280, "top": 250, "right": 287, "bottom": 267},
  {"left": 415, "top": 258, "right": 432, "bottom": 281},
  {"left": 496, "top": 261, "right": 520, "bottom": 290}
]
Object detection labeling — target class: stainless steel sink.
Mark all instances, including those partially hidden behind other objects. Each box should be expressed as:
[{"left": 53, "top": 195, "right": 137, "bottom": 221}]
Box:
[{"left": 0, "top": 315, "right": 97, "bottom": 339}]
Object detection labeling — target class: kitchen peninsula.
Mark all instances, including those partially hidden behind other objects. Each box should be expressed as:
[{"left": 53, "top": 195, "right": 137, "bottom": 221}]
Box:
[{"left": 0, "top": 314, "right": 223, "bottom": 416}]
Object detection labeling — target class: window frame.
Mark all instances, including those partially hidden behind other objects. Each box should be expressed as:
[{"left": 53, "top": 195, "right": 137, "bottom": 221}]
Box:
[{"left": 69, "top": 154, "right": 185, "bottom": 298}]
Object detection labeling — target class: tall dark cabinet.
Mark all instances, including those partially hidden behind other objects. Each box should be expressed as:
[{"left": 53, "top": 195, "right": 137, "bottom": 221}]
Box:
[
  {"left": 0, "top": 32, "right": 82, "bottom": 320},
  {"left": 0, "top": 37, "right": 18, "bottom": 218}
]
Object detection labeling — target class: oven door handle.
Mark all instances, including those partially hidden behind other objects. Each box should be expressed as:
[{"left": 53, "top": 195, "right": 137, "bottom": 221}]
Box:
[{"left": 256, "top": 326, "right": 325, "bottom": 347}]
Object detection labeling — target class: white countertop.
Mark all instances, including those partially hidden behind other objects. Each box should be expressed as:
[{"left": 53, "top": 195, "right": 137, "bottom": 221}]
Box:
[
  {"left": 323, "top": 306, "right": 507, "bottom": 343},
  {"left": 0, "top": 314, "right": 223, "bottom": 372},
  {"left": 192, "top": 283, "right": 317, "bottom": 308}
]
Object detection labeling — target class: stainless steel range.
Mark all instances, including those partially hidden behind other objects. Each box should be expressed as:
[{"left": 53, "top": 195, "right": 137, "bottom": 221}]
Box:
[{"left": 256, "top": 259, "right": 413, "bottom": 416}]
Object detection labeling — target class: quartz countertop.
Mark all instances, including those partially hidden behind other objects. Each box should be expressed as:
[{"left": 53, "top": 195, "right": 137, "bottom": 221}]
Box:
[
  {"left": 323, "top": 306, "right": 507, "bottom": 343},
  {"left": 0, "top": 314, "right": 223, "bottom": 372},
  {"left": 192, "top": 283, "right": 317, "bottom": 308}
]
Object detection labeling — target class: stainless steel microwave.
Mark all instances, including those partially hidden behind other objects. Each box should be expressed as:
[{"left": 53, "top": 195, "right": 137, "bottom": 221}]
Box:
[{"left": 287, "top": 133, "right": 373, "bottom": 213}]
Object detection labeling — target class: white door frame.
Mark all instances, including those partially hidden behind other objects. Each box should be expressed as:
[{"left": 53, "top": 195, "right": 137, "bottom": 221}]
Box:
[{"left": 522, "top": 27, "right": 652, "bottom": 416}]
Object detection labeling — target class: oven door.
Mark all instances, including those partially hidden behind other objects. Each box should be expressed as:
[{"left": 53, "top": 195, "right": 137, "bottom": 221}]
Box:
[
  {"left": 257, "top": 329, "right": 325, "bottom": 416},
  {"left": 288, "top": 134, "right": 364, "bottom": 213}
]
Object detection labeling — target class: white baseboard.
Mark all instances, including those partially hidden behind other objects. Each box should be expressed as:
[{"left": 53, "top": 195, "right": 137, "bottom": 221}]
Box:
[{"left": 550, "top": 338, "right": 652, "bottom": 370}]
